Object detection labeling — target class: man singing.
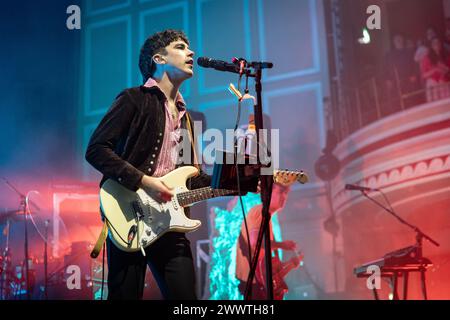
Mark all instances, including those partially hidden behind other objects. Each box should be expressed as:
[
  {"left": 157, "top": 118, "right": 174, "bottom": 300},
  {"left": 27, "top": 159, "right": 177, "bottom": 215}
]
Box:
[{"left": 86, "top": 29, "right": 210, "bottom": 300}]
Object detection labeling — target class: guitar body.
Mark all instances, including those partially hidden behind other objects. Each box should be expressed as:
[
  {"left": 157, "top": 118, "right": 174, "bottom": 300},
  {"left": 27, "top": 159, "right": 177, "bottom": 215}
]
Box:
[
  {"left": 100, "top": 166, "right": 201, "bottom": 252},
  {"left": 99, "top": 166, "right": 306, "bottom": 253},
  {"left": 272, "top": 256, "right": 289, "bottom": 300},
  {"left": 255, "top": 254, "right": 302, "bottom": 300}
]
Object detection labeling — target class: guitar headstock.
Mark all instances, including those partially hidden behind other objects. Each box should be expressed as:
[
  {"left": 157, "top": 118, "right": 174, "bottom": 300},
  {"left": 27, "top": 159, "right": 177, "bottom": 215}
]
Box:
[{"left": 273, "top": 169, "right": 309, "bottom": 186}]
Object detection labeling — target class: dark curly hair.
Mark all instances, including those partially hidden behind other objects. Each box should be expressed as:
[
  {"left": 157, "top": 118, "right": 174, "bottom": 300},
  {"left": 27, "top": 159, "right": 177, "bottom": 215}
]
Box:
[{"left": 139, "top": 29, "right": 189, "bottom": 83}]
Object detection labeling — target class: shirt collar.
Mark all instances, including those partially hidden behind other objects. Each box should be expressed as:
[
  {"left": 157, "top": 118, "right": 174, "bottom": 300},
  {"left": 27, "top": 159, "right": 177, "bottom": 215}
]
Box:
[{"left": 144, "top": 77, "right": 186, "bottom": 108}]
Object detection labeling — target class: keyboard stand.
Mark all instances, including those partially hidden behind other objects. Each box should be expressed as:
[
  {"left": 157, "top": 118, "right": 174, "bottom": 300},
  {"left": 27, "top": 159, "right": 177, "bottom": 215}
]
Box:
[{"left": 357, "top": 263, "right": 431, "bottom": 300}]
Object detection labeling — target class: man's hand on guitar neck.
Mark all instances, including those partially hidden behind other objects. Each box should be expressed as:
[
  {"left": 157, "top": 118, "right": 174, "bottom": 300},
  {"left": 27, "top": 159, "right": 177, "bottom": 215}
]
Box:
[{"left": 139, "top": 175, "right": 174, "bottom": 203}]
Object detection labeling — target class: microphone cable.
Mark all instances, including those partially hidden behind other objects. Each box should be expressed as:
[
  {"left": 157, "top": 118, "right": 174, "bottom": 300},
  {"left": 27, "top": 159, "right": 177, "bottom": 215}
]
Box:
[{"left": 233, "top": 71, "right": 253, "bottom": 275}]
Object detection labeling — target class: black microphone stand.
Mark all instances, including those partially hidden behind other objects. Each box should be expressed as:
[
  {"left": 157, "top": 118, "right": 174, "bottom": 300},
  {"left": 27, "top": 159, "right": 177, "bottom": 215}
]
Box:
[
  {"left": 233, "top": 61, "right": 275, "bottom": 300},
  {"left": 2, "top": 178, "right": 40, "bottom": 300},
  {"left": 360, "top": 190, "right": 439, "bottom": 247},
  {"left": 44, "top": 220, "right": 49, "bottom": 300},
  {"left": 21, "top": 195, "right": 30, "bottom": 300},
  {"left": 360, "top": 189, "right": 439, "bottom": 299},
  {"left": 200, "top": 58, "right": 274, "bottom": 299}
]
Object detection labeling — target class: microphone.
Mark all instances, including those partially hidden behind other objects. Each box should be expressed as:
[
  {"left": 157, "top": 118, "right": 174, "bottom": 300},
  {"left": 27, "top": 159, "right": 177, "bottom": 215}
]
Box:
[
  {"left": 345, "top": 184, "right": 377, "bottom": 192},
  {"left": 197, "top": 57, "right": 240, "bottom": 74}
]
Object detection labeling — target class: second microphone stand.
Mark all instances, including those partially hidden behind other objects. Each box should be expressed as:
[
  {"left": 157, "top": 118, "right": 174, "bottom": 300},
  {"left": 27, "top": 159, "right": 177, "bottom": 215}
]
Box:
[
  {"left": 360, "top": 189, "right": 439, "bottom": 249},
  {"left": 360, "top": 189, "right": 439, "bottom": 299}
]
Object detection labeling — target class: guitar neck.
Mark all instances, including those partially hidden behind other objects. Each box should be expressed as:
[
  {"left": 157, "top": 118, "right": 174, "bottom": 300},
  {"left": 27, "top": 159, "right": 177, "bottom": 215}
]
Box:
[{"left": 177, "top": 187, "right": 235, "bottom": 207}]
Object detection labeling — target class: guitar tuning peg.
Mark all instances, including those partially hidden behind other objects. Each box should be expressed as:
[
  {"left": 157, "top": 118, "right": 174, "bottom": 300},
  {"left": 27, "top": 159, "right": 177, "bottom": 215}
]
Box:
[{"left": 297, "top": 172, "right": 309, "bottom": 184}]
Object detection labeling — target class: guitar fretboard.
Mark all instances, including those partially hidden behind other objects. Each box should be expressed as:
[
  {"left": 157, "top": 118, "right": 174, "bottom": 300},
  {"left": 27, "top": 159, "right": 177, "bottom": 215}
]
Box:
[{"left": 176, "top": 187, "right": 235, "bottom": 207}]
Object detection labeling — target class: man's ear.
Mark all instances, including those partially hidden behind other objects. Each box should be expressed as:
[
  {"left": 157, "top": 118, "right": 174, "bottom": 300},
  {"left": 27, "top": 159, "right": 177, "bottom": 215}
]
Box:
[{"left": 152, "top": 54, "right": 166, "bottom": 65}]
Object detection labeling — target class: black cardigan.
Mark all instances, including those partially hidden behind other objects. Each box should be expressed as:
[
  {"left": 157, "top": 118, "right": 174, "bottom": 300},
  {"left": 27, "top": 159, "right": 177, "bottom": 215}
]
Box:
[{"left": 85, "top": 85, "right": 210, "bottom": 192}]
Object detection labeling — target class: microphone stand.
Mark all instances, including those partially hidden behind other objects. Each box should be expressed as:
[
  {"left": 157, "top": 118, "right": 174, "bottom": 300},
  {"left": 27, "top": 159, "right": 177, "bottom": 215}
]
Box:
[
  {"left": 360, "top": 190, "right": 439, "bottom": 247},
  {"left": 360, "top": 190, "right": 439, "bottom": 299},
  {"left": 2, "top": 178, "right": 40, "bottom": 300},
  {"left": 199, "top": 58, "right": 274, "bottom": 299},
  {"left": 44, "top": 220, "right": 49, "bottom": 300},
  {"left": 237, "top": 62, "right": 275, "bottom": 300}
]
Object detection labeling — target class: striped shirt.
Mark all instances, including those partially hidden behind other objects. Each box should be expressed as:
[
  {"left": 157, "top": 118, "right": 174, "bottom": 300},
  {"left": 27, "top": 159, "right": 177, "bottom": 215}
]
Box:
[{"left": 144, "top": 78, "right": 186, "bottom": 177}]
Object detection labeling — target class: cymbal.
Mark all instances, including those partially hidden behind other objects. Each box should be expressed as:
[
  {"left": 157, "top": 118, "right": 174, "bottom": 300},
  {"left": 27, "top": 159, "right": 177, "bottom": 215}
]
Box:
[
  {"left": 0, "top": 209, "right": 24, "bottom": 224},
  {"left": 2, "top": 209, "right": 21, "bottom": 215}
]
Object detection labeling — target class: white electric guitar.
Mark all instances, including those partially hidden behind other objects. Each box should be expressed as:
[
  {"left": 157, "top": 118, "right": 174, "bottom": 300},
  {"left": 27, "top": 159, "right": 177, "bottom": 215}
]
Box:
[{"left": 100, "top": 166, "right": 307, "bottom": 254}]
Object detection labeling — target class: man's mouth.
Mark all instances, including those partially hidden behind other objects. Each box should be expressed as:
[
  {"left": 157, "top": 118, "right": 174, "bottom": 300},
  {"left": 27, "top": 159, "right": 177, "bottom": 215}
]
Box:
[{"left": 186, "top": 60, "right": 194, "bottom": 66}]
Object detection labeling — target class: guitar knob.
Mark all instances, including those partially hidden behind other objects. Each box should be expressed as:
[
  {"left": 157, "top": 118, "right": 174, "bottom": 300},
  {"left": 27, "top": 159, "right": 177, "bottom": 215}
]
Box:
[{"left": 146, "top": 229, "right": 152, "bottom": 236}]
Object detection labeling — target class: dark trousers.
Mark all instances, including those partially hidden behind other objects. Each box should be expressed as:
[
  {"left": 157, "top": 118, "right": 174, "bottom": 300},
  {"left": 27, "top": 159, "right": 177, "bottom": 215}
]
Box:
[{"left": 106, "top": 232, "right": 197, "bottom": 300}]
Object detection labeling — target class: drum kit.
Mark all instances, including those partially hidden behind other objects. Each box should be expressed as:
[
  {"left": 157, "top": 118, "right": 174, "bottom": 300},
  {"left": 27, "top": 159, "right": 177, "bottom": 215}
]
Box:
[
  {"left": 0, "top": 178, "right": 100, "bottom": 300},
  {"left": 0, "top": 254, "right": 38, "bottom": 299}
]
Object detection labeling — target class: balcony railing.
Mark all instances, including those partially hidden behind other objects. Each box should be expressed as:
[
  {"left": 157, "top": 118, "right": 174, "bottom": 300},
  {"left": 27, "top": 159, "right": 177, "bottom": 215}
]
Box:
[{"left": 330, "top": 76, "right": 450, "bottom": 142}]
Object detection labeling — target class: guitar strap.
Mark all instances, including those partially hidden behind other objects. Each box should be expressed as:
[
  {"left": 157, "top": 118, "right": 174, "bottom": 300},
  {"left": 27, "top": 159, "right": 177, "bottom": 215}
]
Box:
[
  {"left": 90, "top": 112, "right": 200, "bottom": 259},
  {"left": 185, "top": 112, "right": 200, "bottom": 172},
  {"left": 90, "top": 222, "right": 108, "bottom": 258}
]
